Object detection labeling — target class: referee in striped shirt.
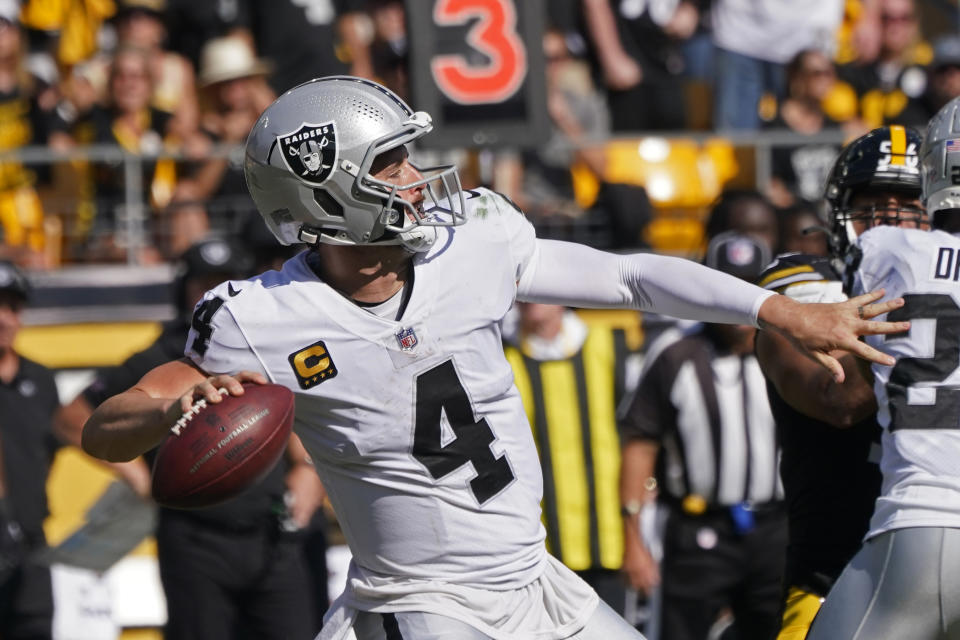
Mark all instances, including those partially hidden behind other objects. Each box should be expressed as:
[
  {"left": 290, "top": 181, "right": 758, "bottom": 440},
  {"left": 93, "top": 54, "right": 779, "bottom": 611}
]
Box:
[{"left": 620, "top": 232, "right": 786, "bottom": 640}]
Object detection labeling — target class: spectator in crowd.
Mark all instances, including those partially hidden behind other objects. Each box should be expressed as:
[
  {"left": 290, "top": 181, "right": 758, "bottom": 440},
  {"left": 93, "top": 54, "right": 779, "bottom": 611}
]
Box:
[
  {"left": 711, "top": 0, "right": 845, "bottom": 130},
  {"left": 368, "top": 0, "right": 408, "bottom": 100},
  {"left": 497, "top": 28, "right": 651, "bottom": 250},
  {"left": 835, "top": 0, "right": 884, "bottom": 66},
  {"left": 163, "top": 0, "right": 252, "bottom": 71},
  {"left": 112, "top": 0, "right": 200, "bottom": 141},
  {"left": 503, "top": 301, "right": 640, "bottom": 616},
  {"left": 777, "top": 202, "right": 830, "bottom": 257},
  {"left": 765, "top": 49, "right": 848, "bottom": 209},
  {"left": 172, "top": 35, "right": 275, "bottom": 254},
  {"left": 0, "top": 261, "right": 64, "bottom": 640},
  {"left": 0, "top": 1, "right": 70, "bottom": 268},
  {"left": 620, "top": 231, "right": 786, "bottom": 640},
  {"left": 68, "top": 45, "right": 181, "bottom": 262},
  {"left": 582, "top": 0, "right": 698, "bottom": 132},
  {"left": 704, "top": 189, "right": 779, "bottom": 255},
  {"left": 837, "top": 0, "right": 932, "bottom": 128},
  {"left": 925, "top": 35, "right": 960, "bottom": 115},
  {"left": 58, "top": 238, "right": 327, "bottom": 640},
  {"left": 247, "top": 0, "right": 369, "bottom": 96},
  {"left": 896, "top": 34, "right": 960, "bottom": 127}
]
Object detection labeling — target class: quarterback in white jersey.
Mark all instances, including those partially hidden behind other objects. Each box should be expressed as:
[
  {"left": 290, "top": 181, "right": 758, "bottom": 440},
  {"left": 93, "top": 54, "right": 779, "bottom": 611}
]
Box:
[{"left": 81, "top": 77, "right": 908, "bottom": 640}]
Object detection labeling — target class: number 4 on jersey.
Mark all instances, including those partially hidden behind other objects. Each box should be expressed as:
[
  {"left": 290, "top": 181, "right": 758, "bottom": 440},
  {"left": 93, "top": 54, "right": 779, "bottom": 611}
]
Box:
[
  {"left": 413, "top": 360, "right": 515, "bottom": 504},
  {"left": 190, "top": 296, "right": 225, "bottom": 357}
]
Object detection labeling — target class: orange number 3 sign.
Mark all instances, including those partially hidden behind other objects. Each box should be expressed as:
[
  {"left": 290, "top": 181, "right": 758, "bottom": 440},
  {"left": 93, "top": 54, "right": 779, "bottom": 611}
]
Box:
[{"left": 431, "top": 0, "right": 528, "bottom": 105}]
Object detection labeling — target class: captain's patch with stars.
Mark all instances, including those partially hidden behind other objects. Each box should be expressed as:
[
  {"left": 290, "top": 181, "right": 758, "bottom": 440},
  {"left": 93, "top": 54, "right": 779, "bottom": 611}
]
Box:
[{"left": 288, "top": 340, "right": 338, "bottom": 389}]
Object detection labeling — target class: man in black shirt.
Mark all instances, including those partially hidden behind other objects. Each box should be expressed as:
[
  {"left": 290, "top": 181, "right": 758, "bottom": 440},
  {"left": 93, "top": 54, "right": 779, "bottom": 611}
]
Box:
[
  {"left": 755, "top": 253, "right": 882, "bottom": 638},
  {"left": 59, "top": 238, "right": 327, "bottom": 640},
  {"left": 247, "top": 0, "right": 368, "bottom": 96},
  {"left": 0, "top": 261, "right": 61, "bottom": 640}
]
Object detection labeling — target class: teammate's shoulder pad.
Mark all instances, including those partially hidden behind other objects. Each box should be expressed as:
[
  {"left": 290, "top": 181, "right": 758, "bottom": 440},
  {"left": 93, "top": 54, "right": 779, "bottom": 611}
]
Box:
[{"left": 757, "top": 252, "right": 840, "bottom": 291}]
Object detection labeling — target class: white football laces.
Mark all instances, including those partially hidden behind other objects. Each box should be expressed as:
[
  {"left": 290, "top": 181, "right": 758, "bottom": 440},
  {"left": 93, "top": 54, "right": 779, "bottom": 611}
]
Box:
[{"left": 171, "top": 387, "right": 228, "bottom": 436}]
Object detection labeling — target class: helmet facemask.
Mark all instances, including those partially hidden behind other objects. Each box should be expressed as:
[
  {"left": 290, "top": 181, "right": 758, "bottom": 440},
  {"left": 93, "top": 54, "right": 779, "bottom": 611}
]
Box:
[
  {"left": 342, "top": 111, "right": 466, "bottom": 252},
  {"left": 833, "top": 197, "right": 929, "bottom": 237},
  {"left": 824, "top": 126, "right": 925, "bottom": 260}
]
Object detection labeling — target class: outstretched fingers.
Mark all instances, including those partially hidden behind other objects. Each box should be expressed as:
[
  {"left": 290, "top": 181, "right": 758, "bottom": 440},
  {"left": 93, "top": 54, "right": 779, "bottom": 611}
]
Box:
[
  {"left": 842, "top": 338, "right": 897, "bottom": 368},
  {"left": 848, "top": 289, "right": 906, "bottom": 322},
  {"left": 847, "top": 292, "right": 910, "bottom": 339}
]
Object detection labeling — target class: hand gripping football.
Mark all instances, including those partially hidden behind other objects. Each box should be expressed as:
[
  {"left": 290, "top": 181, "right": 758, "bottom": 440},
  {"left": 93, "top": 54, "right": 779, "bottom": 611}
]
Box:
[{"left": 151, "top": 383, "right": 295, "bottom": 509}]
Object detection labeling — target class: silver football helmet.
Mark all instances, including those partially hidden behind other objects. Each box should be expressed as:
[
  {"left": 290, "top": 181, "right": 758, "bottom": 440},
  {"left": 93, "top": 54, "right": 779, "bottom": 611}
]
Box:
[
  {"left": 244, "top": 76, "right": 466, "bottom": 252},
  {"left": 921, "top": 95, "right": 960, "bottom": 220}
]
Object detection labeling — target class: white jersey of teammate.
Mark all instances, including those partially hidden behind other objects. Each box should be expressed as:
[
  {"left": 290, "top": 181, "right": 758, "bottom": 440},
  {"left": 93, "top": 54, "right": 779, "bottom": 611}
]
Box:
[
  {"left": 853, "top": 225, "right": 960, "bottom": 538},
  {"left": 185, "top": 187, "right": 772, "bottom": 638}
]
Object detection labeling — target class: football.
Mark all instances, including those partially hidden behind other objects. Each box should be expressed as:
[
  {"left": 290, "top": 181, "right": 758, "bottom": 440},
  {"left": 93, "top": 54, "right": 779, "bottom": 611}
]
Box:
[{"left": 151, "top": 383, "right": 296, "bottom": 509}]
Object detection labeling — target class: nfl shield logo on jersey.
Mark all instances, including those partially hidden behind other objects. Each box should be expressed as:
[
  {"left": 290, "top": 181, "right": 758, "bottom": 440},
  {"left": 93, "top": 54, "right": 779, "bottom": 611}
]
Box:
[
  {"left": 277, "top": 122, "right": 338, "bottom": 186},
  {"left": 396, "top": 327, "right": 418, "bottom": 351}
]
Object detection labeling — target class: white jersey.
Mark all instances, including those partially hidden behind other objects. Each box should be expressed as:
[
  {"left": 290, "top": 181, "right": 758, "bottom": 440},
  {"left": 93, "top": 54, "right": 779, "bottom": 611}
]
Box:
[
  {"left": 853, "top": 226, "right": 960, "bottom": 538},
  {"left": 183, "top": 185, "right": 775, "bottom": 637},
  {"left": 186, "top": 188, "right": 555, "bottom": 589}
]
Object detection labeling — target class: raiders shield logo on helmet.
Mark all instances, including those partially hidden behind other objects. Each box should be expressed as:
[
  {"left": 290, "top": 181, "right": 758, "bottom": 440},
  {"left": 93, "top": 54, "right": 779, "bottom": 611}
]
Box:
[{"left": 277, "top": 122, "right": 338, "bottom": 186}]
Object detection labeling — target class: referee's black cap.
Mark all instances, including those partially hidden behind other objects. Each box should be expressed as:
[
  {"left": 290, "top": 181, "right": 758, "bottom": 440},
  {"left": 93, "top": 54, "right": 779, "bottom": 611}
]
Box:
[
  {"left": 179, "top": 238, "right": 254, "bottom": 281},
  {"left": 705, "top": 232, "right": 771, "bottom": 282},
  {"left": 0, "top": 261, "right": 30, "bottom": 302}
]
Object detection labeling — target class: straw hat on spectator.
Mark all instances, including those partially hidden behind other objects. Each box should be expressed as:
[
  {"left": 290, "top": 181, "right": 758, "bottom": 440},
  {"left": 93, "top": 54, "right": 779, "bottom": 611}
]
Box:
[{"left": 198, "top": 37, "right": 272, "bottom": 87}]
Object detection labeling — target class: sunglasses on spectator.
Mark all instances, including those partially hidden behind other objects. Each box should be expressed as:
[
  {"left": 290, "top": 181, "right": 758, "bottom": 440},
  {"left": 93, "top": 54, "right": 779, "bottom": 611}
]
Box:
[{"left": 882, "top": 13, "right": 915, "bottom": 23}]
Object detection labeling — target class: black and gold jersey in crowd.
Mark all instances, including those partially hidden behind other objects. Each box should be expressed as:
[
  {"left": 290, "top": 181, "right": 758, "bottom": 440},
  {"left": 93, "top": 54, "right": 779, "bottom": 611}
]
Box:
[
  {"left": 0, "top": 81, "right": 56, "bottom": 191},
  {"left": 503, "top": 326, "right": 631, "bottom": 572},
  {"left": 0, "top": 79, "right": 61, "bottom": 250},
  {"left": 836, "top": 40, "right": 934, "bottom": 130},
  {"left": 757, "top": 253, "right": 882, "bottom": 594}
]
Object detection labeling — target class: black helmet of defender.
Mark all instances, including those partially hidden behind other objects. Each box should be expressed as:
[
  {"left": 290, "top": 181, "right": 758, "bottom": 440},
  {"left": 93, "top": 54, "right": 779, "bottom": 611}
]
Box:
[{"left": 824, "top": 125, "right": 925, "bottom": 257}]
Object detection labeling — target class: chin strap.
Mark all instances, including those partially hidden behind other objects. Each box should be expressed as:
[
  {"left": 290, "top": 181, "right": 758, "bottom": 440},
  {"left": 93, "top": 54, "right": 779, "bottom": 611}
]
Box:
[
  {"left": 398, "top": 225, "right": 438, "bottom": 253},
  {"left": 297, "top": 223, "right": 438, "bottom": 253}
]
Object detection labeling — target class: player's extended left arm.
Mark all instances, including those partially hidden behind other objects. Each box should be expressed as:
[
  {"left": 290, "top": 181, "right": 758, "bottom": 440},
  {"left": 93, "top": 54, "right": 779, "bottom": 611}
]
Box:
[{"left": 517, "top": 240, "right": 909, "bottom": 382}]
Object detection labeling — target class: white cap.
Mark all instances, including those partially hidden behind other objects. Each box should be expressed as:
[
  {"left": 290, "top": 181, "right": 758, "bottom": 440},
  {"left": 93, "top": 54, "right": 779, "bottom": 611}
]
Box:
[
  {"left": 198, "top": 36, "right": 272, "bottom": 87},
  {"left": 0, "top": 0, "right": 20, "bottom": 24}
]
